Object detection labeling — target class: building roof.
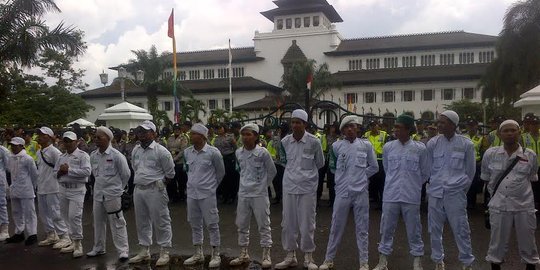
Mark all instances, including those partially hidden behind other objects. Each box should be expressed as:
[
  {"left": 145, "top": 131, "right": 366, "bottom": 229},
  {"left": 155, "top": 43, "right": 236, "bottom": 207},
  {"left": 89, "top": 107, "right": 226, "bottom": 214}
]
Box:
[
  {"left": 281, "top": 40, "right": 308, "bottom": 64},
  {"left": 325, "top": 31, "right": 497, "bottom": 56},
  {"left": 80, "top": 77, "right": 282, "bottom": 99},
  {"left": 333, "top": 63, "right": 490, "bottom": 86},
  {"left": 514, "top": 84, "right": 540, "bottom": 108},
  {"left": 261, "top": 0, "right": 343, "bottom": 23},
  {"left": 234, "top": 95, "right": 318, "bottom": 111}
]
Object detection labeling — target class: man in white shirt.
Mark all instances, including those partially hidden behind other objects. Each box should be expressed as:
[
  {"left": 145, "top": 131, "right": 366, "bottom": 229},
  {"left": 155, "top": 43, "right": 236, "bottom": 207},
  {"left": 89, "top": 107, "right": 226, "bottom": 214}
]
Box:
[
  {"left": 0, "top": 144, "right": 10, "bottom": 241},
  {"left": 128, "top": 121, "right": 175, "bottom": 266},
  {"left": 318, "top": 116, "right": 378, "bottom": 270},
  {"left": 87, "top": 127, "right": 131, "bottom": 261},
  {"left": 229, "top": 124, "right": 277, "bottom": 268},
  {"left": 54, "top": 131, "right": 91, "bottom": 257},
  {"left": 373, "top": 114, "right": 430, "bottom": 270},
  {"left": 35, "top": 127, "right": 68, "bottom": 247},
  {"left": 426, "top": 110, "right": 476, "bottom": 270},
  {"left": 482, "top": 120, "right": 539, "bottom": 270},
  {"left": 5, "top": 137, "right": 38, "bottom": 245},
  {"left": 183, "top": 123, "right": 225, "bottom": 268},
  {"left": 275, "top": 109, "right": 325, "bottom": 270}
]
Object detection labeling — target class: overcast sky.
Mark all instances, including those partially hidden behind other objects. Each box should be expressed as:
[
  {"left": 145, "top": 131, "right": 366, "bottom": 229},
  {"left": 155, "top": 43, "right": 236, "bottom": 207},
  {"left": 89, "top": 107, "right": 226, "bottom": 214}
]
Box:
[{"left": 40, "top": 0, "right": 519, "bottom": 89}]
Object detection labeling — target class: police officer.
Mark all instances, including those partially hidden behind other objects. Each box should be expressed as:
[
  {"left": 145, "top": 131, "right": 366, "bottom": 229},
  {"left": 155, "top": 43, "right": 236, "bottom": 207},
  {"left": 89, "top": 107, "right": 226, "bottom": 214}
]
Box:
[
  {"left": 183, "top": 124, "right": 225, "bottom": 268},
  {"left": 5, "top": 137, "right": 38, "bottom": 245},
  {"left": 167, "top": 123, "right": 189, "bottom": 202},
  {"left": 373, "top": 114, "right": 429, "bottom": 270},
  {"left": 128, "top": 121, "right": 175, "bottom": 266},
  {"left": 318, "top": 116, "right": 378, "bottom": 270},
  {"left": 35, "top": 127, "right": 68, "bottom": 247},
  {"left": 364, "top": 120, "right": 389, "bottom": 208},
  {"left": 521, "top": 114, "right": 540, "bottom": 217},
  {"left": 0, "top": 144, "right": 9, "bottom": 241},
  {"left": 87, "top": 127, "right": 130, "bottom": 261},
  {"left": 275, "top": 109, "right": 324, "bottom": 270},
  {"left": 464, "top": 118, "right": 484, "bottom": 209},
  {"left": 229, "top": 124, "right": 277, "bottom": 268},
  {"left": 54, "top": 131, "right": 91, "bottom": 257},
  {"left": 427, "top": 110, "right": 476, "bottom": 270},
  {"left": 482, "top": 120, "right": 539, "bottom": 270}
]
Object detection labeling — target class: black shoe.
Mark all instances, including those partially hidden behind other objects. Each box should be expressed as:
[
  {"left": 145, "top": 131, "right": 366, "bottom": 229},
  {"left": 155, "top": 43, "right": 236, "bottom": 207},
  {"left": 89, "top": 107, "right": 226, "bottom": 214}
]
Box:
[
  {"left": 491, "top": 263, "right": 501, "bottom": 270},
  {"left": 24, "top": 234, "right": 37, "bottom": 246},
  {"left": 271, "top": 198, "right": 281, "bottom": 205},
  {"left": 526, "top": 264, "right": 536, "bottom": 270},
  {"left": 6, "top": 233, "right": 25, "bottom": 243}
]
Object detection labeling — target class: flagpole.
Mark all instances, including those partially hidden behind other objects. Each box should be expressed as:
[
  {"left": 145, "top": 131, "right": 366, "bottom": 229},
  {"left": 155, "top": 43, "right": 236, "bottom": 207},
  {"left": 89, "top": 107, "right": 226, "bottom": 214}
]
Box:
[
  {"left": 168, "top": 8, "right": 179, "bottom": 123},
  {"left": 228, "top": 39, "right": 233, "bottom": 115}
]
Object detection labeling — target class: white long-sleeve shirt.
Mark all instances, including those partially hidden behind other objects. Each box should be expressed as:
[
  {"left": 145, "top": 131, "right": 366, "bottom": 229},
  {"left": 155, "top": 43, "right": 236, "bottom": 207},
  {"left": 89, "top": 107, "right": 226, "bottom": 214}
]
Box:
[
  {"left": 131, "top": 141, "right": 175, "bottom": 186},
  {"left": 329, "top": 138, "right": 378, "bottom": 197},
  {"left": 36, "top": 145, "right": 62, "bottom": 195},
  {"left": 54, "top": 148, "right": 91, "bottom": 185},
  {"left": 280, "top": 132, "right": 325, "bottom": 195},
  {"left": 91, "top": 145, "right": 131, "bottom": 201},
  {"left": 382, "top": 139, "right": 430, "bottom": 204},
  {"left": 0, "top": 146, "right": 9, "bottom": 184},
  {"left": 426, "top": 134, "right": 476, "bottom": 198},
  {"left": 184, "top": 143, "right": 225, "bottom": 200},
  {"left": 8, "top": 149, "right": 38, "bottom": 199},
  {"left": 236, "top": 145, "right": 277, "bottom": 198}
]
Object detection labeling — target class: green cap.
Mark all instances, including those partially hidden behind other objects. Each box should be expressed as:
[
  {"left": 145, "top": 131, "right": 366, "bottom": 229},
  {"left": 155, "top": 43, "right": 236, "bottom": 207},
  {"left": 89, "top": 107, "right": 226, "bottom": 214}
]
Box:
[{"left": 396, "top": 114, "right": 415, "bottom": 129}]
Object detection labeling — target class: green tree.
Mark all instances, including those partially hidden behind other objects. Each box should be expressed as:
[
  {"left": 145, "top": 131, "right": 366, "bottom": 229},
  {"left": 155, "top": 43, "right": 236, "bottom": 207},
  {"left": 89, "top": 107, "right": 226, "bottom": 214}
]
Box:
[
  {"left": 182, "top": 98, "right": 206, "bottom": 122},
  {"left": 37, "top": 47, "right": 88, "bottom": 91},
  {"left": 0, "top": 0, "right": 85, "bottom": 67},
  {"left": 444, "top": 99, "right": 520, "bottom": 123},
  {"left": 480, "top": 0, "right": 540, "bottom": 104},
  {"left": 209, "top": 108, "right": 229, "bottom": 124},
  {"left": 280, "top": 59, "right": 340, "bottom": 106},
  {"left": 229, "top": 110, "right": 248, "bottom": 122}
]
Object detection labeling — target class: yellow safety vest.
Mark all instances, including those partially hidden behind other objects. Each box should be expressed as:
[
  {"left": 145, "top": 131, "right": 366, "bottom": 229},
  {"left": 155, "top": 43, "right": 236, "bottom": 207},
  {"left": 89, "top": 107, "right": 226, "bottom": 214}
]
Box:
[
  {"left": 266, "top": 140, "right": 277, "bottom": 160},
  {"left": 488, "top": 130, "right": 501, "bottom": 148},
  {"left": 364, "top": 130, "right": 387, "bottom": 160},
  {"left": 25, "top": 140, "right": 40, "bottom": 161},
  {"left": 464, "top": 133, "right": 482, "bottom": 161},
  {"left": 521, "top": 132, "right": 540, "bottom": 165}
]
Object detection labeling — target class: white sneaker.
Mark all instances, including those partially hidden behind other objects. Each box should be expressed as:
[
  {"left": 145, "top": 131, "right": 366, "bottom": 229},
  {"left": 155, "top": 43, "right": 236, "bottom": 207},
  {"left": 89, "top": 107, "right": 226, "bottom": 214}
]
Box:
[
  {"left": 435, "top": 262, "right": 445, "bottom": 270},
  {"left": 208, "top": 246, "right": 221, "bottom": 268},
  {"left": 275, "top": 251, "right": 297, "bottom": 269},
  {"left": 86, "top": 249, "right": 106, "bottom": 257},
  {"left": 128, "top": 246, "right": 150, "bottom": 264},
  {"left": 413, "top": 256, "right": 423, "bottom": 270},
  {"left": 39, "top": 231, "right": 59, "bottom": 246},
  {"left": 156, "top": 249, "right": 170, "bottom": 266},
  {"left": 319, "top": 260, "right": 334, "bottom": 270},
  {"left": 0, "top": 224, "right": 9, "bottom": 241},
  {"left": 53, "top": 235, "right": 71, "bottom": 249},
  {"left": 183, "top": 245, "right": 205, "bottom": 265},
  {"left": 261, "top": 247, "right": 272, "bottom": 268},
  {"left": 72, "top": 240, "right": 83, "bottom": 258},
  {"left": 304, "top": 252, "right": 318, "bottom": 270},
  {"left": 359, "top": 261, "right": 369, "bottom": 270},
  {"left": 372, "top": 254, "right": 388, "bottom": 270},
  {"left": 230, "top": 247, "right": 250, "bottom": 265},
  {"left": 60, "top": 244, "right": 75, "bottom": 253}
]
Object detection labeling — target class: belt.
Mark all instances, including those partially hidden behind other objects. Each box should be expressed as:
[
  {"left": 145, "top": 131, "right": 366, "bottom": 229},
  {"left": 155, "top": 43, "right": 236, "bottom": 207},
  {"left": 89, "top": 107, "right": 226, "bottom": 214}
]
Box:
[
  {"left": 60, "top": 182, "right": 84, "bottom": 189},
  {"left": 136, "top": 181, "right": 159, "bottom": 190}
]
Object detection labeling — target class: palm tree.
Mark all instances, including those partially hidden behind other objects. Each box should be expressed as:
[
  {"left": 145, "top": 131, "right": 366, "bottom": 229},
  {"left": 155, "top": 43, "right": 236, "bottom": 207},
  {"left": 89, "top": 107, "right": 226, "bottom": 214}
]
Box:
[
  {"left": 230, "top": 110, "right": 248, "bottom": 122},
  {"left": 480, "top": 0, "right": 540, "bottom": 104},
  {"left": 0, "top": 0, "right": 85, "bottom": 67},
  {"left": 209, "top": 108, "right": 229, "bottom": 124},
  {"left": 183, "top": 98, "right": 207, "bottom": 122}
]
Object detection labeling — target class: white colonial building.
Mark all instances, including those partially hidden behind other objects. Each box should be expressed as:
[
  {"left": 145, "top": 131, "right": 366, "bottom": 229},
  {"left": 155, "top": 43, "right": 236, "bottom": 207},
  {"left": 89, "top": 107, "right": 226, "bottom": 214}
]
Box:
[{"left": 81, "top": 0, "right": 496, "bottom": 125}]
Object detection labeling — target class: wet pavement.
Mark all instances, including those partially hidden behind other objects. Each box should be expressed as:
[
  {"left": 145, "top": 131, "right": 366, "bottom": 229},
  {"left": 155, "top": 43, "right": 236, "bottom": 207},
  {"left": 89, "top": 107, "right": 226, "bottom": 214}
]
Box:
[{"left": 0, "top": 198, "right": 538, "bottom": 270}]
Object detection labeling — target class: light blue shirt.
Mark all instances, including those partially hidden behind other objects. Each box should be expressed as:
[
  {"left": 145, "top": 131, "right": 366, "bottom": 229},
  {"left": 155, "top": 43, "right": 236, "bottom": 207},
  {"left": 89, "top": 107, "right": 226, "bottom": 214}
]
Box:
[
  {"left": 132, "top": 141, "right": 175, "bottom": 186},
  {"left": 329, "top": 138, "right": 378, "bottom": 197},
  {"left": 91, "top": 145, "right": 131, "bottom": 201},
  {"left": 54, "top": 148, "right": 91, "bottom": 185},
  {"left": 426, "top": 134, "right": 476, "bottom": 198},
  {"left": 184, "top": 143, "right": 225, "bottom": 200},
  {"left": 236, "top": 145, "right": 277, "bottom": 198},
  {"left": 280, "top": 132, "right": 325, "bottom": 195},
  {"left": 383, "top": 139, "right": 430, "bottom": 204}
]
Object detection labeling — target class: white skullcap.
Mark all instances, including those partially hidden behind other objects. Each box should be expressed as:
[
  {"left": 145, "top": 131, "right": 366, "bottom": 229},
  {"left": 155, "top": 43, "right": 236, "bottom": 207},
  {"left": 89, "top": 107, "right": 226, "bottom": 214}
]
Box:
[
  {"left": 191, "top": 123, "right": 208, "bottom": 139},
  {"left": 441, "top": 110, "right": 459, "bottom": 126},
  {"left": 139, "top": 120, "right": 156, "bottom": 132},
  {"left": 240, "top": 123, "right": 259, "bottom": 134},
  {"left": 291, "top": 109, "right": 308, "bottom": 122},
  {"left": 96, "top": 126, "right": 113, "bottom": 140},
  {"left": 38, "top": 126, "right": 54, "bottom": 138},
  {"left": 340, "top": 115, "right": 359, "bottom": 130},
  {"left": 9, "top": 137, "right": 25, "bottom": 146},
  {"left": 499, "top": 119, "right": 520, "bottom": 131},
  {"left": 62, "top": 131, "right": 77, "bottom": 141}
]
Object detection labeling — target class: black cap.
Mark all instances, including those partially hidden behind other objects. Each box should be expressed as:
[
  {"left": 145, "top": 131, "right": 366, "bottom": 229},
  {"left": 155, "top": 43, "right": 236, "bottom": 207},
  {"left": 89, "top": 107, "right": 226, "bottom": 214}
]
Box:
[
  {"left": 491, "top": 115, "right": 505, "bottom": 123},
  {"left": 129, "top": 128, "right": 135, "bottom": 134},
  {"left": 368, "top": 120, "right": 379, "bottom": 126},
  {"left": 231, "top": 121, "right": 241, "bottom": 129},
  {"left": 466, "top": 118, "right": 478, "bottom": 125},
  {"left": 523, "top": 113, "right": 537, "bottom": 123},
  {"left": 172, "top": 123, "right": 181, "bottom": 129}
]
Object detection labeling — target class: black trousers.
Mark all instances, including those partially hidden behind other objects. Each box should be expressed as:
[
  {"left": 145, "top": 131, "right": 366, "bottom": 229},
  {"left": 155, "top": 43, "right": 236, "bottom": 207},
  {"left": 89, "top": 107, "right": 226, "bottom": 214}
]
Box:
[
  {"left": 272, "top": 164, "right": 285, "bottom": 202},
  {"left": 317, "top": 161, "right": 329, "bottom": 200},
  {"left": 467, "top": 163, "right": 483, "bottom": 208},
  {"left": 218, "top": 154, "right": 239, "bottom": 202},
  {"left": 369, "top": 160, "right": 385, "bottom": 203}
]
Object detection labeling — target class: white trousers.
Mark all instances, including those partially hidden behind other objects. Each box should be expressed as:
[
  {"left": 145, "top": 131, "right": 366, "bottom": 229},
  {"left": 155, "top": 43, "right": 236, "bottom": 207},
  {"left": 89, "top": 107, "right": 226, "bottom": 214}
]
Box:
[
  {"left": 428, "top": 193, "right": 474, "bottom": 265},
  {"left": 92, "top": 198, "right": 129, "bottom": 255},
  {"left": 235, "top": 196, "right": 272, "bottom": 247},
  {"left": 0, "top": 179, "right": 7, "bottom": 225},
  {"left": 10, "top": 198, "right": 37, "bottom": 235},
  {"left": 133, "top": 185, "right": 172, "bottom": 247},
  {"left": 324, "top": 191, "right": 369, "bottom": 264},
  {"left": 281, "top": 193, "right": 317, "bottom": 253},
  {"left": 59, "top": 187, "right": 85, "bottom": 240},
  {"left": 37, "top": 193, "right": 68, "bottom": 235},
  {"left": 187, "top": 196, "right": 220, "bottom": 246},
  {"left": 378, "top": 202, "right": 424, "bottom": 257},
  {"left": 486, "top": 209, "right": 540, "bottom": 265}
]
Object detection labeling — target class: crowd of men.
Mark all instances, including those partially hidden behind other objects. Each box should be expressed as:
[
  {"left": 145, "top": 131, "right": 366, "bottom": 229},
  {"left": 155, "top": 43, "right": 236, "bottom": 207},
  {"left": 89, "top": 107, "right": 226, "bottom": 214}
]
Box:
[{"left": 0, "top": 109, "right": 539, "bottom": 270}]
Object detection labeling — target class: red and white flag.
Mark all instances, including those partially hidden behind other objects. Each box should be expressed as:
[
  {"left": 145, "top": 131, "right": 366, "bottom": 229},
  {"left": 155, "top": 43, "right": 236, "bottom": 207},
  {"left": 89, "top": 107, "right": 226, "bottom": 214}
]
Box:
[{"left": 306, "top": 73, "right": 313, "bottom": 90}]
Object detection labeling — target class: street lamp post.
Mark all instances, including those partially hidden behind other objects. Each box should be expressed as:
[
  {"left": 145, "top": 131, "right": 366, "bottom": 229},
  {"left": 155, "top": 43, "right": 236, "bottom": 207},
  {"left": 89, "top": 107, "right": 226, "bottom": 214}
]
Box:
[{"left": 105, "top": 67, "right": 145, "bottom": 102}]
